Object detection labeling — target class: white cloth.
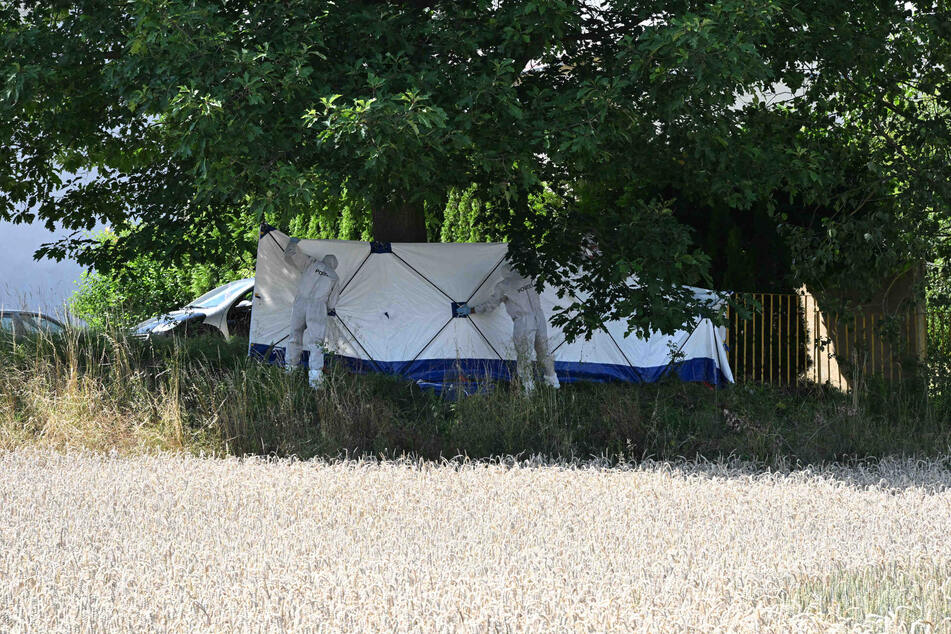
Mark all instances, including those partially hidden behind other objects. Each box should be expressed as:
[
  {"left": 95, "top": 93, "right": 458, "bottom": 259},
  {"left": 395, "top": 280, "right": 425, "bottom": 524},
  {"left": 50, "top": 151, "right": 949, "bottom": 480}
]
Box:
[
  {"left": 249, "top": 231, "right": 736, "bottom": 387},
  {"left": 284, "top": 242, "right": 339, "bottom": 381}
]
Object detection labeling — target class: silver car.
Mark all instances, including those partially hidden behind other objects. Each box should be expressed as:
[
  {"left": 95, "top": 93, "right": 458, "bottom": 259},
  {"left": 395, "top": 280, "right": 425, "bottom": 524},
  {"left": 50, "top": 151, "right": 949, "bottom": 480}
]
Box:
[
  {"left": 0, "top": 311, "right": 67, "bottom": 337},
  {"left": 134, "top": 278, "right": 254, "bottom": 339}
]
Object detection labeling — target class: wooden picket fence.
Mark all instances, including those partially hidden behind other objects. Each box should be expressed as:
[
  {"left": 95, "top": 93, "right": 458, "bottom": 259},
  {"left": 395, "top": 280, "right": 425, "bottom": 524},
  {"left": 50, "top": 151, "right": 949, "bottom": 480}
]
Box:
[{"left": 723, "top": 292, "right": 936, "bottom": 389}]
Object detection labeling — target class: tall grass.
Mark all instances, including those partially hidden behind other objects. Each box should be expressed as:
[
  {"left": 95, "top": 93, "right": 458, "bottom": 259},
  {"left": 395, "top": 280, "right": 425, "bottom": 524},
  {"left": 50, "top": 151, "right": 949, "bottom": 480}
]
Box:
[
  {"left": 787, "top": 560, "right": 951, "bottom": 630},
  {"left": 1, "top": 324, "right": 949, "bottom": 461}
]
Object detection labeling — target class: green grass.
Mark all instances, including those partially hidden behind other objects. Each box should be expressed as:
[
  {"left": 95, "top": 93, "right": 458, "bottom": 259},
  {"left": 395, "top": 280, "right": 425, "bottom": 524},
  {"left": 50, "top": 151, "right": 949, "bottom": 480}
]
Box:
[
  {"left": 1, "top": 325, "right": 949, "bottom": 462},
  {"left": 786, "top": 560, "right": 951, "bottom": 631}
]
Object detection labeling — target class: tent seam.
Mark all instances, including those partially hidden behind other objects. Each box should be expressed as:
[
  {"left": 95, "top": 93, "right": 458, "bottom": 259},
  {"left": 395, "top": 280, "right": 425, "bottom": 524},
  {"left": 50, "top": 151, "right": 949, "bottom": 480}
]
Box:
[
  {"left": 465, "top": 256, "right": 506, "bottom": 303},
  {"left": 390, "top": 252, "right": 454, "bottom": 301},
  {"left": 336, "top": 250, "right": 372, "bottom": 297},
  {"left": 656, "top": 321, "right": 701, "bottom": 380},
  {"left": 467, "top": 319, "right": 505, "bottom": 361},
  {"left": 408, "top": 318, "right": 455, "bottom": 364},
  {"left": 604, "top": 329, "right": 637, "bottom": 373},
  {"left": 332, "top": 314, "right": 384, "bottom": 373}
]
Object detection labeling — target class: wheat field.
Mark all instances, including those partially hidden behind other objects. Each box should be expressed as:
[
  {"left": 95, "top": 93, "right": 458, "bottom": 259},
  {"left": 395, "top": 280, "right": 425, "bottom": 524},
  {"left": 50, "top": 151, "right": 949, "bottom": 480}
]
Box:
[{"left": 1, "top": 450, "right": 950, "bottom": 632}]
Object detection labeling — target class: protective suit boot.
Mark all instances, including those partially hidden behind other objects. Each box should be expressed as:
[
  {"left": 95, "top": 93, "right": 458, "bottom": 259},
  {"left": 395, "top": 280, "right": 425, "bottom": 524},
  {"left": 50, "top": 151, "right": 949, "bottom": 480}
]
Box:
[
  {"left": 521, "top": 378, "right": 536, "bottom": 394},
  {"left": 543, "top": 374, "right": 561, "bottom": 389},
  {"left": 308, "top": 369, "right": 324, "bottom": 389}
]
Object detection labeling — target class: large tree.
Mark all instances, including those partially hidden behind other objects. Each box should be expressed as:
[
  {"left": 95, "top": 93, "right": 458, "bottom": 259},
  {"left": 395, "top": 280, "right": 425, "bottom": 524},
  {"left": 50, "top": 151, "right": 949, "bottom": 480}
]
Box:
[{"left": 1, "top": 1, "right": 949, "bottom": 337}]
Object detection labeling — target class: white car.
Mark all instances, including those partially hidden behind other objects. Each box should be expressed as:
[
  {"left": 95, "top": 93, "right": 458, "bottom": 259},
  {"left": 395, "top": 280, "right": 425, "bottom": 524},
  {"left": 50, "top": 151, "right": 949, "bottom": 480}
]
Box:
[{"left": 134, "top": 278, "right": 254, "bottom": 338}]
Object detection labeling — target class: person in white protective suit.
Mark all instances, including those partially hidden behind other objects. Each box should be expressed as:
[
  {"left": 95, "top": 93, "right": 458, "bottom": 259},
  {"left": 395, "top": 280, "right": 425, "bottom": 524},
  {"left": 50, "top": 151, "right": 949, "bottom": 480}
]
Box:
[
  {"left": 284, "top": 237, "right": 339, "bottom": 388},
  {"left": 458, "top": 262, "right": 560, "bottom": 393}
]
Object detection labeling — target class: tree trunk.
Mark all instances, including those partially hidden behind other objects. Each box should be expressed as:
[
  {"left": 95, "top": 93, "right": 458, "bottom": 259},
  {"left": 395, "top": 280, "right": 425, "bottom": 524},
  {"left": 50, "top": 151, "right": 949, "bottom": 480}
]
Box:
[{"left": 372, "top": 201, "right": 428, "bottom": 242}]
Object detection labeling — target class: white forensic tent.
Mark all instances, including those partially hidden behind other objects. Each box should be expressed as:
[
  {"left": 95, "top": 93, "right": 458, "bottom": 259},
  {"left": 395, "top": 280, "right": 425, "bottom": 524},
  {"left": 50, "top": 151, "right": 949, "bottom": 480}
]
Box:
[{"left": 249, "top": 227, "right": 734, "bottom": 389}]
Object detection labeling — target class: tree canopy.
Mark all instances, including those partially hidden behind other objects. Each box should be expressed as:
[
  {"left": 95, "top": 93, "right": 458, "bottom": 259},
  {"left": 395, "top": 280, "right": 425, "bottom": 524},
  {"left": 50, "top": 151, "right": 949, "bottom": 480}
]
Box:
[{"left": 1, "top": 1, "right": 949, "bottom": 338}]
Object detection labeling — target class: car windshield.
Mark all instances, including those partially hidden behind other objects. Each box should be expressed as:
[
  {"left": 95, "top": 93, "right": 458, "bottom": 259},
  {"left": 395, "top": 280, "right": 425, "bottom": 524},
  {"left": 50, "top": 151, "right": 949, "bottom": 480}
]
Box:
[
  {"left": 187, "top": 280, "right": 249, "bottom": 309},
  {"left": 0, "top": 313, "right": 64, "bottom": 335},
  {"left": 20, "top": 314, "right": 64, "bottom": 334}
]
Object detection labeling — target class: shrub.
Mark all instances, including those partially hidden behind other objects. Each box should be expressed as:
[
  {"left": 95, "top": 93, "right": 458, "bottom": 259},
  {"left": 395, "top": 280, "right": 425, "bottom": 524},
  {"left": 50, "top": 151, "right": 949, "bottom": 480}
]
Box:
[{"left": 69, "top": 230, "right": 254, "bottom": 330}]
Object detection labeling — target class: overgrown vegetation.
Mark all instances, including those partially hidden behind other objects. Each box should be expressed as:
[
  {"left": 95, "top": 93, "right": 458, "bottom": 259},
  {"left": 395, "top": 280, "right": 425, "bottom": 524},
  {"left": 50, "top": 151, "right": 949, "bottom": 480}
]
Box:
[
  {"left": 68, "top": 228, "right": 256, "bottom": 330},
  {"left": 3, "top": 326, "right": 949, "bottom": 462},
  {"left": 7, "top": 2, "right": 950, "bottom": 341},
  {"left": 787, "top": 560, "right": 951, "bottom": 630}
]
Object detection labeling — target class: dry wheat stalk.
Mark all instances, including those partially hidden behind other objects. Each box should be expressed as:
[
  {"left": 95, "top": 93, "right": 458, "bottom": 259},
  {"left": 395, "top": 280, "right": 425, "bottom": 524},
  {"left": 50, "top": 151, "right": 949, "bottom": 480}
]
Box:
[{"left": 1, "top": 450, "right": 950, "bottom": 632}]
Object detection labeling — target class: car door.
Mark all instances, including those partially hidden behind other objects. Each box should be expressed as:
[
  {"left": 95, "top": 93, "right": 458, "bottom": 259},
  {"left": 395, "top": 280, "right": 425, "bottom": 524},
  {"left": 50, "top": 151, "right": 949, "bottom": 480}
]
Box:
[{"left": 225, "top": 288, "right": 254, "bottom": 338}]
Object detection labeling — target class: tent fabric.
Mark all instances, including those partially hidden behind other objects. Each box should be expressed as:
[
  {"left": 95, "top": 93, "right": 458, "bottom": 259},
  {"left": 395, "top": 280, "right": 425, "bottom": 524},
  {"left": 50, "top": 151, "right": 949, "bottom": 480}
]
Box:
[{"left": 249, "top": 228, "right": 735, "bottom": 389}]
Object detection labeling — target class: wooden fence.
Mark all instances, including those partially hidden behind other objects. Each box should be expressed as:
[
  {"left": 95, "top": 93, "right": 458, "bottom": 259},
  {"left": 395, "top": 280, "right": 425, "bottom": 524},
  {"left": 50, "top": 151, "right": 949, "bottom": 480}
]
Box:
[{"left": 723, "top": 291, "right": 934, "bottom": 389}]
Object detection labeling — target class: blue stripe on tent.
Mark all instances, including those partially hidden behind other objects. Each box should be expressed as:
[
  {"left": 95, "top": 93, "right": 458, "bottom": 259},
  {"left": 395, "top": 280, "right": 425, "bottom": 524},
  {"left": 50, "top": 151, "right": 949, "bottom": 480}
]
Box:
[
  {"left": 250, "top": 344, "right": 288, "bottom": 365},
  {"left": 635, "top": 357, "right": 727, "bottom": 385},
  {"left": 249, "top": 343, "right": 730, "bottom": 388},
  {"left": 554, "top": 360, "right": 640, "bottom": 383}
]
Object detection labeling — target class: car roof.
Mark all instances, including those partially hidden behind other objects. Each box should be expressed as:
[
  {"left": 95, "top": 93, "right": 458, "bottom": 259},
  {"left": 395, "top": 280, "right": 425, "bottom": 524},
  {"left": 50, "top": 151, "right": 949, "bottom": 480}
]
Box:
[{"left": 0, "top": 311, "right": 66, "bottom": 327}]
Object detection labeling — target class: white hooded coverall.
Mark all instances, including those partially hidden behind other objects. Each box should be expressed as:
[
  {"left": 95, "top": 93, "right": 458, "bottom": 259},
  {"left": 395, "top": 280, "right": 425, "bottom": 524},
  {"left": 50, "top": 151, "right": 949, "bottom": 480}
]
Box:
[
  {"left": 472, "top": 265, "right": 560, "bottom": 391},
  {"left": 284, "top": 239, "right": 339, "bottom": 386}
]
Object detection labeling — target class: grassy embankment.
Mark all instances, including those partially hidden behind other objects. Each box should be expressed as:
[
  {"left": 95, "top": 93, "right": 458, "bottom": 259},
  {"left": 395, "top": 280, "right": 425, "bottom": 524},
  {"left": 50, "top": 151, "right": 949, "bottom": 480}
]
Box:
[{"left": 0, "top": 327, "right": 948, "bottom": 462}]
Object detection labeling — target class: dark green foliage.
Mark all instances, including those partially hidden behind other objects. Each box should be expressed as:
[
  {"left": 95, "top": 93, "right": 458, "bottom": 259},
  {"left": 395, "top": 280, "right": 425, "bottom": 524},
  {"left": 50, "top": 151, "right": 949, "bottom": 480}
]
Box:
[
  {"left": 678, "top": 203, "right": 792, "bottom": 293},
  {"left": 69, "top": 268, "right": 192, "bottom": 331},
  {"left": 69, "top": 231, "right": 254, "bottom": 329},
  {"left": 927, "top": 261, "right": 951, "bottom": 310},
  {"left": 4, "top": 1, "right": 949, "bottom": 340}
]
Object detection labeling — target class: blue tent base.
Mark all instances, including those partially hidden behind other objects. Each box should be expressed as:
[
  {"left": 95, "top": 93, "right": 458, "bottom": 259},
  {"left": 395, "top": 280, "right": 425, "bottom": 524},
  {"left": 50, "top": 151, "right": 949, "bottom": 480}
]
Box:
[{"left": 249, "top": 343, "right": 730, "bottom": 394}]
